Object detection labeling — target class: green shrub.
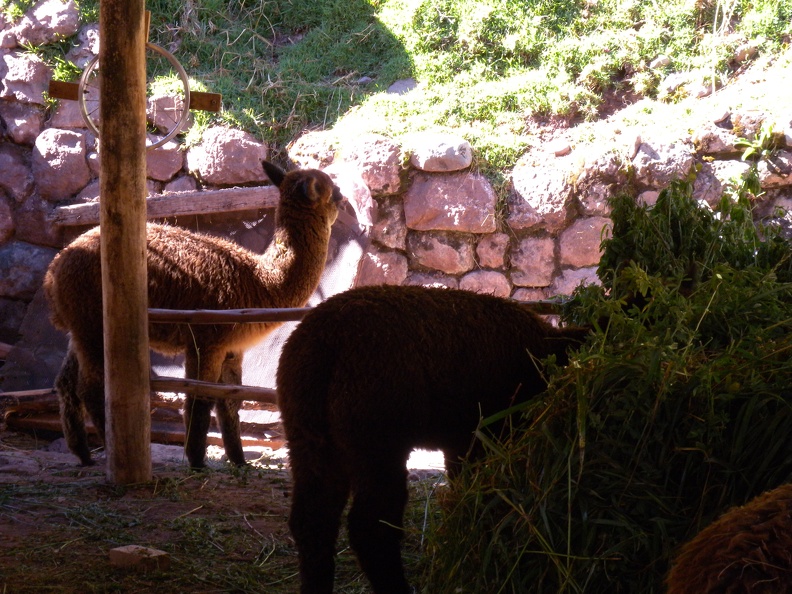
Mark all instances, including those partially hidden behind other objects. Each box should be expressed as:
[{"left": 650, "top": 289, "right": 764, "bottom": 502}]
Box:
[{"left": 420, "top": 179, "right": 792, "bottom": 593}]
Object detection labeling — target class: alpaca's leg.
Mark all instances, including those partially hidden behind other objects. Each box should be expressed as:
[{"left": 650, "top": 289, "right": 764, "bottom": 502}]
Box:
[
  {"left": 214, "top": 351, "right": 246, "bottom": 466},
  {"left": 347, "top": 457, "right": 411, "bottom": 594},
  {"left": 288, "top": 454, "right": 350, "bottom": 594},
  {"left": 56, "top": 347, "right": 95, "bottom": 466},
  {"left": 79, "top": 365, "right": 106, "bottom": 447},
  {"left": 183, "top": 347, "right": 224, "bottom": 469}
]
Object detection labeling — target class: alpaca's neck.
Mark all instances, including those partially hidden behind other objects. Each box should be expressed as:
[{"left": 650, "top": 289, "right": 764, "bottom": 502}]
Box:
[{"left": 256, "top": 222, "right": 329, "bottom": 308}]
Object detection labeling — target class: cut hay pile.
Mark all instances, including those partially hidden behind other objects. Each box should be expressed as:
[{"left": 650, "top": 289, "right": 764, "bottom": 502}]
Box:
[{"left": 420, "top": 175, "right": 792, "bottom": 593}]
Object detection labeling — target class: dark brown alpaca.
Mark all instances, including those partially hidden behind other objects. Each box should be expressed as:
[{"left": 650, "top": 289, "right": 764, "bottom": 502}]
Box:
[
  {"left": 666, "top": 483, "right": 792, "bottom": 594},
  {"left": 44, "top": 161, "right": 341, "bottom": 469},
  {"left": 276, "top": 285, "right": 588, "bottom": 594}
]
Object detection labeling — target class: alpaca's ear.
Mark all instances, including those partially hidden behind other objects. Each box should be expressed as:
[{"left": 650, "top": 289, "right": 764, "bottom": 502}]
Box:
[{"left": 262, "top": 160, "right": 285, "bottom": 187}]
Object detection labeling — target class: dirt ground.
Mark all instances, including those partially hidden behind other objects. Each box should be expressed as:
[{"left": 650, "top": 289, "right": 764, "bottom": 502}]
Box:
[
  {"left": 0, "top": 427, "right": 443, "bottom": 593},
  {"left": 0, "top": 429, "right": 304, "bottom": 593}
]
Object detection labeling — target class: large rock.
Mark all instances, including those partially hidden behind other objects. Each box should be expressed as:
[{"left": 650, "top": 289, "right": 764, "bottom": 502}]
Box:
[
  {"left": 371, "top": 195, "right": 407, "bottom": 250},
  {"left": 355, "top": 247, "right": 408, "bottom": 286},
  {"left": 11, "top": 0, "right": 80, "bottom": 47},
  {"left": 13, "top": 196, "right": 61, "bottom": 247},
  {"left": 575, "top": 150, "right": 630, "bottom": 217},
  {"left": 0, "top": 51, "right": 51, "bottom": 104},
  {"left": 49, "top": 98, "right": 88, "bottom": 129},
  {"left": 287, "top": 129, "right": 337, "bottom": 169},
  {"left": 146, "top": 140, "right": 184, "bottom": 182},
  {"left": 186, "top": 126, "right": 269, "bottom": 186},
  {"left": 730, "top": 109, "right": 766, "bottom": 141},
  {"left": 404, "top": 271, "right": 458, "bottom": 289},
  {"left": 164, "top": 175, "right": 198, "bottom": 194},
  {"left": 758, "top": 150, "right": 792, "bottom": 188},
  {"left": 691, "top": 162, "right": 724, "bottom": 207},
  {"left": 0, "top": 297, "right": 27, "bottom": 343},
  {"left": 406, "top": 231, "right": 475, "bottom": 274},
  {"left": 32, "top": 128, "right": 90, "bottom": 201},
  {"left": 65, "top": 23, "right": 99, "bottom": 68},
  {"left": 513, "top": 287, "right": 547, "bottom": 301},
  {"left": 338, "top": 133, "right": 401, "bottom": 195},
  {"left": 459, "top": 270, "right": 511, "bottom": 298},
  {"left": 324, "top": 162, "right": 377, "bottom": 227},
  {"left": 559, "top": 216, "right": 611, "bottom": 268},
  {"left": 407, "top": 131, "right": 473, "bottom": 172},
  {"left": 0, "top": 189, "right": 14, "bottom": 243},
  {"left": 549, "top": 266, "right": 601, "bottom": 296},
  {"left": 632, "top": 139, "right": 695, "bottom": 188},
  {"left": 147, "top": 95, "right": 186, "bottom": 136},
  {"left": 0, "top": 101, "right": 44, "bottom": 144},
  {"left": 510, "top": 236, "right": 555, "bottom": 287},
  {"left": 403, "top": 171, "right": 497, "bottom": 233},
  {"left": 0, "top": 143, "right": 35, "bottom": 202},
  {"left": 0, "top": 287, "right": 68, "bottom": 391},
  {"left": 693, "top": 123, "right": 738, "bottom": 155},
  {"left": 509, "top": 156, "right": 574, "bottom": 231},
  {"left": 0, "top": 240, "right": 57, "bottom": 299},
  {"left": 476, "top": 232, "right": 509, "bottom": 269}
]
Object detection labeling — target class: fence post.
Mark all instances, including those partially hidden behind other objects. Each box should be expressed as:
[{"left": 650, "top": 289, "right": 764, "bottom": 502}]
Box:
[{"left": 99, "top": 0, "right": 151, "bottom": 483}]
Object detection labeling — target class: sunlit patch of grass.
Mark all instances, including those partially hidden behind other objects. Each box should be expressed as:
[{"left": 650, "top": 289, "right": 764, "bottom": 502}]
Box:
[{"left": 17, "top": 0, "right": 792, "bottom": 174}]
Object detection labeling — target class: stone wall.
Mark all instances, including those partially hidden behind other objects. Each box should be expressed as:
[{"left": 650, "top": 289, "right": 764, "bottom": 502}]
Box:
[{"left": 3, "top": 0, "right": 792, "bottom": 356}]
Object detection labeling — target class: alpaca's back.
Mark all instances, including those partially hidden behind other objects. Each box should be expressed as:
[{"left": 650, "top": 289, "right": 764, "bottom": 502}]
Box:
[
  {"left": 667, "top": 483, "right": 792, "bottom": 594},
  {"left": 278, "top": 285, "right": 583, "bottom": 460},
  {"left": 45, "top": 223, "right": 278, "bottom": 356}
]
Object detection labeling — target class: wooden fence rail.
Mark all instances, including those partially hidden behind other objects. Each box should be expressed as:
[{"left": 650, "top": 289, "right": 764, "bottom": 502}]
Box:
[
  {"left": 147, "top": 307, "right": 312, "bottom": 324},
  {"left": 145, "top": 306, "right": 312, "bottom": 403},
  {"left": 2, "top": 301, "right": 565, "bottom": 405}
]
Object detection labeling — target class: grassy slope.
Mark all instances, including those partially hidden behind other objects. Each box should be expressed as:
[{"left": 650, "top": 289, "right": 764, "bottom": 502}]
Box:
[{"left": 7, "top": 0, "right": 791, "bottom": 176}]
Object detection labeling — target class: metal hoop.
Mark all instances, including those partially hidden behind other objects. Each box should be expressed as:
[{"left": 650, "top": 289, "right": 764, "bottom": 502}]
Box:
[{"left": 78, "top": 42, "right": 192, "bottom": 150}]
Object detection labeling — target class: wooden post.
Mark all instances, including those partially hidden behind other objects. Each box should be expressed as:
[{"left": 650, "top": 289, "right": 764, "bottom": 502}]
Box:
[{"left": 99, "top": 0, "right": 151, "bottom": 483}]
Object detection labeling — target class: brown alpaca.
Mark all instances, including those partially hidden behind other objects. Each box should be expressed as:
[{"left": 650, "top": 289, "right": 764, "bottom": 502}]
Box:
[
  {"left": 44, "top": 161, "right": 341, "bottom": 469},
  {"left": 276, "top": 285, "right": 588, "bottom": 594},
  {"left": 666, "top": 483, "right": 792, "bottom": 594}
]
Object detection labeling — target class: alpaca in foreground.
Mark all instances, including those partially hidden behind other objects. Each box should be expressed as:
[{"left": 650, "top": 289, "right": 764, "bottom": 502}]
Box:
[
  {"left": 666, "top": 483, "right": 792, "bottom": 594},
  {"left": 276, "top": 285, "right": 588, "bottom": 594},
  {"left": 44, "top": 160, "right": 341, "bottom": 468}
]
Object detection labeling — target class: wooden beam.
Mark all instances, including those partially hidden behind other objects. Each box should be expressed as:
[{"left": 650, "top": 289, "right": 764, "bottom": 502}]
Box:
[
  {"left": 150, "top": 377, "right": 277, "bottom": 403},
  {"left": 2, "top": 379, "right": 275, "bottom": 411},
  {"left": 99, "top": 0, "right": 151, "bottom": 484},
  {"left": 0, "top": 389, "right": 57, "bottom": 408},
  {"left": 50, "top": 185, "right": 279, "bottom": 227},
  {"left": 4, "top": 412, "right": 285, "bottom": 451},
  {"left": 47, "top": 80, "right": 79, "bottom": 101},
  {"left": 48, "top": 84, "right": 222, "bottom": 112},
  {"left": 148, "top": 307, "right": 311, "bottom": 324},
  {"left": 189, "top": 91, "right": 222, "bottom": 112}
]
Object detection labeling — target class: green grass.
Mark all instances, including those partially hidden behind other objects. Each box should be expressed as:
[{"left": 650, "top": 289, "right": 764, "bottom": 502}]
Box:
[{"left": 6, "top": 0, "right": 792, "bottom": 173}]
